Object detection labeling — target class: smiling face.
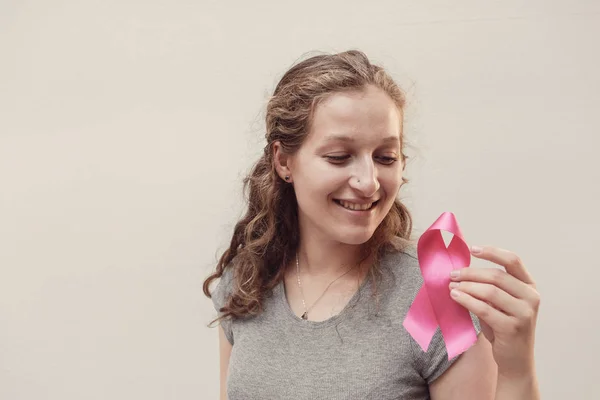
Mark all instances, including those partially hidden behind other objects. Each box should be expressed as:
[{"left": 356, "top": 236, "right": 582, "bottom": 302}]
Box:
[{"left": 277, "top": 84, "right": 404, "bottom": 246}]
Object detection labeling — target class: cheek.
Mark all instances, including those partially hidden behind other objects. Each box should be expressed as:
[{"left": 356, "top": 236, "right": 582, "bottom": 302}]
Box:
[
  {"left": 302, "top": 181, "right": 342, "bottom": 205},
  {"left": 380, "top": 168, "right": 403, "bottom": 195},
  {"left": 294, "top": 175, "right": 338, "bottom": 206},
  {"left": 299, "top": 165, "right": 347, "bottom": 194}
]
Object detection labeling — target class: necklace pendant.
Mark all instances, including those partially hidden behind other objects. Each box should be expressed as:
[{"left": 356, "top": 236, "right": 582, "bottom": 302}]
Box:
[{"left": 301, "top": 312, "right": 308, "bottom": 320}]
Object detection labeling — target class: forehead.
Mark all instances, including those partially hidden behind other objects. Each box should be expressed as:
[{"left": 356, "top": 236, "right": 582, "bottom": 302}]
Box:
[{"left": 306, "top": 85, "right": 402, "bottom": 145}]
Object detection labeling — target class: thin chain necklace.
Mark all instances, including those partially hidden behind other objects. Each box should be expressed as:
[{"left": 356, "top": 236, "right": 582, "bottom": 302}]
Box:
[{"left": 295, "top": 252, "right": 358, "bottom": 320}]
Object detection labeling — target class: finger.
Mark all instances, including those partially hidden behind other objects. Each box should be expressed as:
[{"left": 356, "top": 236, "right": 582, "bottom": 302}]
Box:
[
  {"left": 470, "top": 246, "right": 535, "bottom": 286},
  {"left": 450, "top": 281, "right": 530, "bottom": 319},
  {"left": 450, "top": 288, "right": 512, "bottom": 331},
  {"left": 451, "top": 266, "right": 537, "bottom": 302}
]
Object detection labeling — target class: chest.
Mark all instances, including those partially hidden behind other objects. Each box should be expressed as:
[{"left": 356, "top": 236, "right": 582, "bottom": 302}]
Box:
[
  {"left": 282, "top": 271, "right": 365, "bottom": 322},
  {"left": 224, "top": 292, "right": 428, "bottom": 400}
]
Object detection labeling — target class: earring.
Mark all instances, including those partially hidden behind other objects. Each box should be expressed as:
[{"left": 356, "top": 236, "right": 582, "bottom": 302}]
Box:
[{"left": 284, "top": 176, "right": 290, "bottom": 181}]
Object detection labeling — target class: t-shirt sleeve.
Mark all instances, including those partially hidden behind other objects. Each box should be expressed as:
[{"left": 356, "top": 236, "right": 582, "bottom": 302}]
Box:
[
  {"left": 412, "top": 312, "right": 482, "bottom": 384},
  {"left": 210, "top": 266, "right": 235, "bottom": 345}
]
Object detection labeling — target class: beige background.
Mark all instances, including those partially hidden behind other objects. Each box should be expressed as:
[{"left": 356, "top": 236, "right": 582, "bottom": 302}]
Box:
[{"left": 1, "top": 1, "right": 599, "bottom": 399}]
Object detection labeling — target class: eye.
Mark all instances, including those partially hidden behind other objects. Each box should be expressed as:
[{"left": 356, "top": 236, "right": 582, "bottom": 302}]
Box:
[
  {"left": 325, "top": 155, "right": 350, "bottom": 164},
  {"left": 375, "top": 156, "right": 398, "bottom": 165}
]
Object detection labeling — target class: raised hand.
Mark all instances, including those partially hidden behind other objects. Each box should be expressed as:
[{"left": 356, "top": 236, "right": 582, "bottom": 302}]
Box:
[{"left": 448, "top": 245, "right": 540, "bottom": 378}]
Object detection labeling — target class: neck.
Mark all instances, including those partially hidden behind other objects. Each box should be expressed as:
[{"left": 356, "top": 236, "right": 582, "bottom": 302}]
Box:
[{"left": 296, "top": 231, "right": 371, "bottom": 279}]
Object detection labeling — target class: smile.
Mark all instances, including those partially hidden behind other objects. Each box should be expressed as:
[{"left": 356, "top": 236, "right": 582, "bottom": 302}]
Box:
[{"left": 334, "top": 199, "right": 379, "bottom": 211}]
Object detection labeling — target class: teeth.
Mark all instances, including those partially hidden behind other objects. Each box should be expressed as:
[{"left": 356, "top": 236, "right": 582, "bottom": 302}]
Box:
[{"left": 339, "top": 200, "right": 373, "bottom": 211}]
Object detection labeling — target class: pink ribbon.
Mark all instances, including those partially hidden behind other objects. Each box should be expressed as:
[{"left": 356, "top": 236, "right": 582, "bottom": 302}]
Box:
[{"left": 403, "top": 212, "right": 478, "bottom": 360}]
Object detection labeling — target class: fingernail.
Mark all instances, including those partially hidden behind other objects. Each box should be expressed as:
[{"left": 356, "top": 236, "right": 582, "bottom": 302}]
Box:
[
  {"left": 449, "top": 282, "right": 459, "bottom": 289},
  {"left": 451, "top": 289, "right": 461, "bottom": 297},
  {"left": 450, "top": 270, "right": 460, "bottom": 278},
  {"left": 471, "top": 245, "right": 483, "bottom": 254}
]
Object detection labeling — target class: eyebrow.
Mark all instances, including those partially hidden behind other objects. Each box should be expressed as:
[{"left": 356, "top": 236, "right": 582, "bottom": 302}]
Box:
[{"left": 323, "top": 134, "right": 400, "bottom": 144}]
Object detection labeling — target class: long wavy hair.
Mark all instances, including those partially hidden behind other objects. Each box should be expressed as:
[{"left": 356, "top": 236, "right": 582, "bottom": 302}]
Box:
[{"left": 203, "top": 50, "right": 413, "bottom": 327}]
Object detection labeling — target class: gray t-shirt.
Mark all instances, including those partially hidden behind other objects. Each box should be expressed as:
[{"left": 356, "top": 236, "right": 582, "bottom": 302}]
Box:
[{"left": 211, "top": 246, "right": 481, "bottom": 400}]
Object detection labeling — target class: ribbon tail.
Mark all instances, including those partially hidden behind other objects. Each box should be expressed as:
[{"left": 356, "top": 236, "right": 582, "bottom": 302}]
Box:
[
  {"left": 442, "top": 319, "right": 478, "bottom": 360},
  {"left": 434, "top": 292, "right": 478, "bottom": 359},
  {"left": 441, "top": 235, "right": 478, "bottom": 359},
  {"left": 403, "top": 285, "right": 438, "bottom": 352}
]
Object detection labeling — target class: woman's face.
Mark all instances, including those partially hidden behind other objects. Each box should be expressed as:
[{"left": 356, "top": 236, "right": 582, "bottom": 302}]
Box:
[{"left": 284, "top": 85, "right": 404, "bottom": 246}]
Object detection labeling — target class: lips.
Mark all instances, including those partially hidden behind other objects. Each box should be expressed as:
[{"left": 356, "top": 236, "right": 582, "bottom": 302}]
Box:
[{"left": 334, "top": 199, "right": 379, "bottom": 211}]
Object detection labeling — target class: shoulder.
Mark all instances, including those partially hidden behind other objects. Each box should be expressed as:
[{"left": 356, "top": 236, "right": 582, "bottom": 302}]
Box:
[
  {"left": 381, "top": 243, "right": 418, "bottom": 266},
  {"left": 367, "top": 244, "right": 425, "bottom": 315},
  {"left": 211, "top": 265, "right": 236, "bottom": 310},
  {"left": 379, "top": 244, "right": 423, "bottom": 291}
]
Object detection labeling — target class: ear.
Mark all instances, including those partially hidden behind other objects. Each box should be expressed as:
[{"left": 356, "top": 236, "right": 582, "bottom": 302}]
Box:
[{"left": 272, "top": 141, "right": 293, "bottom": 183}]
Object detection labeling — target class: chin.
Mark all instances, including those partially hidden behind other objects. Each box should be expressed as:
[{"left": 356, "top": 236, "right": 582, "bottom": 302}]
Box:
[{"left": 334, "top": 228, "right": 376, "bottom": 246}]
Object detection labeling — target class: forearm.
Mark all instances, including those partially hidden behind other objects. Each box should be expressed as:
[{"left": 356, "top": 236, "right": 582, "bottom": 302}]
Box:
[{"left": 495, "top": 370, "right": 540, "bottom": 400}]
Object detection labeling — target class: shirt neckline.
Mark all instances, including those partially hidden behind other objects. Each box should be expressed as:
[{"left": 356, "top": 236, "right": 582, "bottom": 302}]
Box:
[{"left": 278, "top": 270, "right": 373, "bottom": 329}]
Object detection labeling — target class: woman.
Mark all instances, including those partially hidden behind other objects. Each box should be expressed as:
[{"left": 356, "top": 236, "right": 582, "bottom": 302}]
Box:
[{"left": 203, "top": 50, "right": 541, "bottom": 400}]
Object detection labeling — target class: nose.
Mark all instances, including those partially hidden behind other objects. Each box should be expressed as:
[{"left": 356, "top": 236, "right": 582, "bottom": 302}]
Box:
[{"left": 349, "top": 157, "right": 380, "bottom": 197}]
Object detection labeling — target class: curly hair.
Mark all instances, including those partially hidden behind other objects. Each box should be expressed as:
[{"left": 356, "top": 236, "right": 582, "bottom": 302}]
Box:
[{"left": 203, "top": 49, "right": 413, "bottom": 327}]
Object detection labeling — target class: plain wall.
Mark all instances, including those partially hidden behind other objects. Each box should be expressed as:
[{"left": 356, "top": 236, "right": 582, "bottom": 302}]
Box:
[{"left": 1, "top": 1, "right": 599, "bottom": 399}]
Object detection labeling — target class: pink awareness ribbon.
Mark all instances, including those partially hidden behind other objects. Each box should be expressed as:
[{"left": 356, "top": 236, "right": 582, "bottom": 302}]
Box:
[{"left": 403, "top": 212, "right": 478, "bottom": 360}]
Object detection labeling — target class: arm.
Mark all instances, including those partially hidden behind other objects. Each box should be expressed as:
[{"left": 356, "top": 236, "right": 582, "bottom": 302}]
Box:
[
  {"left": 430, "top": 333, "right": 497, "bottom": 400},
  {"left": 495, "top": 371, "right": 540, "bottom": 400},
  {"left": 219, "top": 326, "right": 233, "bottom": 400}
]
